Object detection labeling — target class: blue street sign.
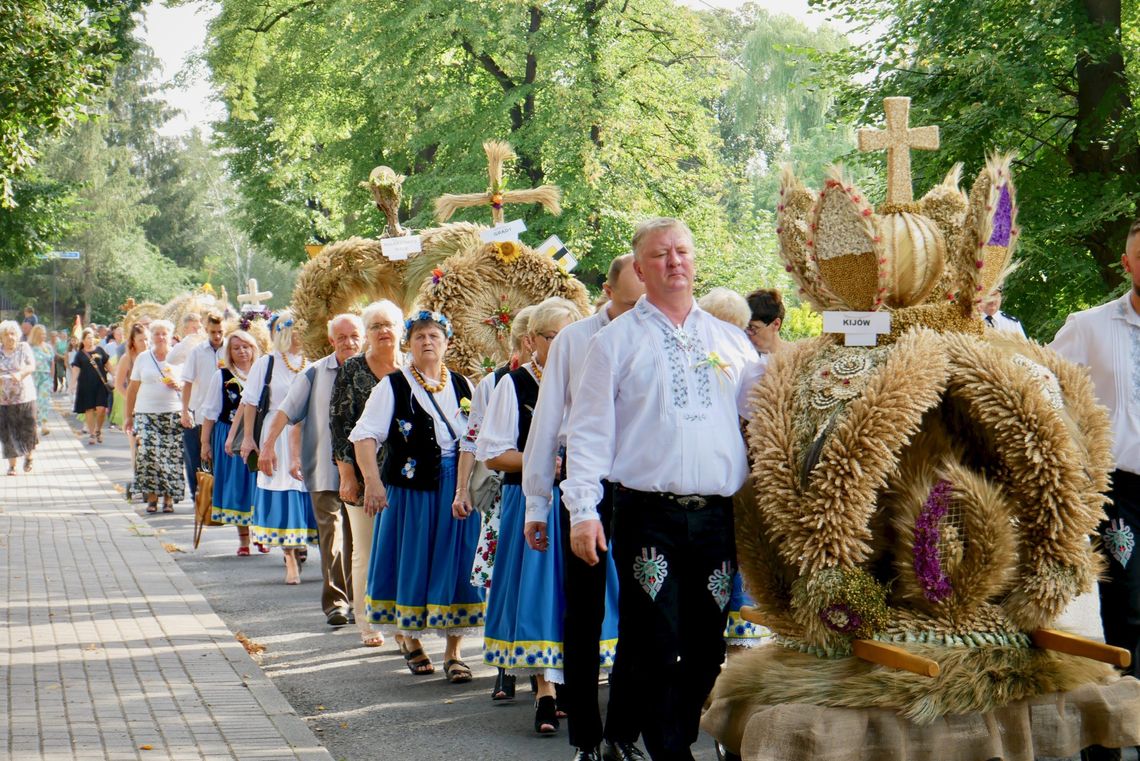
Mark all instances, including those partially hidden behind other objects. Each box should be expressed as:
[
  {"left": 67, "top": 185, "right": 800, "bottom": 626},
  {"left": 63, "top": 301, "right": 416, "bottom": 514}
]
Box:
[{"left": 37, "top": 251, "right": 81, "bottom": 260}]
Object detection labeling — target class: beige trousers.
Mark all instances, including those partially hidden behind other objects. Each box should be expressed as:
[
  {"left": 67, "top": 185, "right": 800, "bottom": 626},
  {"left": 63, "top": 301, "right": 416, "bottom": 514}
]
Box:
[
  {"left": 310, "top": 490, "right": 352, "bottom": 615},
  {"left": 344, "top": 502, "right": 377, "bottom": 636}
]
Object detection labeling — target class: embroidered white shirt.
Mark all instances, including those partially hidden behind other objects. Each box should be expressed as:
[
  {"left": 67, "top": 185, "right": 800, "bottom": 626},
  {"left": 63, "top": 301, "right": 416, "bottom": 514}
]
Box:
[
  {"left": 561, "top": 296, "right": 760, "bottom": 526},
  {"left": 1050, "top": 290, "right": 1140, "bottom": 475},
  {"left": 521, "top": 305, "right": 613, "bottom": 523},
  {"left": 348, "top": 366, "right": 466, "bottom": 455},
  {"left": 460, "top": 369, "right": 501, "bottom": 455},
  {"left": 476, "top": 364, "right": 541, "bottom": 463}
]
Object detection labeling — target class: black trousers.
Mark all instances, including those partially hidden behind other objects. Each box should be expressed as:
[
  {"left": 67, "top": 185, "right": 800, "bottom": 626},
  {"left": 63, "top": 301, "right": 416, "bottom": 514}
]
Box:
[
  {"left": 561, "top": 480, "right": 638, "bottom": 749},
  {"left": 183, "top": 424, "right": 202, "bottom": 499},
  {"left": 1098, "top": 469, "right": 1140, "bottom": 676},
  {"left": 612, "top": 487, "right": 735, "bottom": 761}
]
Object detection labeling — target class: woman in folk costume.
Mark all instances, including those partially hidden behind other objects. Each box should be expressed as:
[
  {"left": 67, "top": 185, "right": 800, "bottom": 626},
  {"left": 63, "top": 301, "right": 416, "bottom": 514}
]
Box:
[
  {"left": 459, "top": 305, "right": 536, "bottom": 703},
  {"left": 350, "top": 310, "right": 482, "bottom": 683},
  {"left": 239, "top": 310, "right": 317, "bottom": 584},
  {"left": 200, "top": 329, "right": 262, "bottom": 555},
  {"left": 477, "top": 297, "right": 619, "bottom": 735}
]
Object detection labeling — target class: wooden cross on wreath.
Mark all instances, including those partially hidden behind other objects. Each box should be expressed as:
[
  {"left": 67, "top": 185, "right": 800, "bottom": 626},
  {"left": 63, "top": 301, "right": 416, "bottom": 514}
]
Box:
[
  {"left": 237, "top": 278, "right": 273, "bottom": 311},
  {"left": 857, "top": 97, "right": 939, "bottom": 206},
  {"left": 434, "top": 140, "right": 562, "bottom": 225}
]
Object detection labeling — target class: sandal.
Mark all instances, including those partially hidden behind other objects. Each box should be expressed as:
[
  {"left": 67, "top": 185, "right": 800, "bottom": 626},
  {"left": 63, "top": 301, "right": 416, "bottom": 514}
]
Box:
[
  {"left": 6, "top": 466, "right": 15, "bottom": 476},
  {"left": 23, "top": 457, "right": 32, "bottom": 473},
  {"left": 96, "top": 431, "right": 103, "bottom": 443},
  {"left": 491, "top": 668, "right": 516, "bottom": 701},
  {"left": 162, "top": 504, "right": 175, "bottom": 514},
  {"left": 255, "top": 543, "right": 270, "bottom": 554},
  {"left": 87, "top": 435, "right": 96, "bottom": 445},
  {"left": 362, "top": 632, "right": 385, "bottom": 648},
  {"left": 236, "top": 546, "right": 250, "bottom": 557},
  {"left": 534, "top": 695, "right": 559, "bottom": 734},
  {"left": 401, "top": 645, "right": 435, "bottom": 675},
  {"left": 444, "top": 659, "right": 473, "bottom": 684},
  {"left": 146, "top": 502, "right": 158, "bottom": 513}
]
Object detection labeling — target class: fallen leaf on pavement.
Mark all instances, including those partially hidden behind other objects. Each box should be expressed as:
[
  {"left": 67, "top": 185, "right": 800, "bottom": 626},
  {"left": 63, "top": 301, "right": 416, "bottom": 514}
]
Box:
[
  {"left": 139, "top": 745, "right": 153, "bottom": 750},
  {"left": 161, "top": 542, "right": 183, "bottom": 553},
  {"left": 235, "top": 632, "right": 266, "bottom": 657}
]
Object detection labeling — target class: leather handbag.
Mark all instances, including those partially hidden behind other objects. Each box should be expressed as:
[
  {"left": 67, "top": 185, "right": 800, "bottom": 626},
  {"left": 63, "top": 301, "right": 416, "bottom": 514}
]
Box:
[{"left": 231, "top": 356, "right": 273, "bottom": 473}]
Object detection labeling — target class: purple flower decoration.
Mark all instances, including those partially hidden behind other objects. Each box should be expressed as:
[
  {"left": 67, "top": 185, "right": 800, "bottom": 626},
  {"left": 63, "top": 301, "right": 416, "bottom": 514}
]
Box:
[
  {"left": 986, "top": 184, "right": 1012, "bottom": 247},
  {"left": 914, "top": 479, "right": 954, "bottom": 603},
  {"left": 820, "top": 603, "right": 862, "bottom": 634}
]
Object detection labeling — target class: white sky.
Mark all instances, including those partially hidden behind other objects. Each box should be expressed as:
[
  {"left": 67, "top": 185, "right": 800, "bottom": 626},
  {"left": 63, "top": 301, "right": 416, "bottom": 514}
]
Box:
[{"left": 140, "top": 0, "right": 837, "bottom": 136}]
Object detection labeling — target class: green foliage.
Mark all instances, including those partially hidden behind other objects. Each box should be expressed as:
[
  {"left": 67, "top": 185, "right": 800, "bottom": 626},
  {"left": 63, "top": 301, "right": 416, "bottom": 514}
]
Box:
[
  {"left": 0, "top": 0, "right": 144, "bottom": 215},
  {"left": 783, "top": 301, "right": 823, "bottom": 341},
  {"left": 817, "top": 0, "right": 1140, "bottom": 340},
  {"left": 199, "top": 0, "right": 832, "bottom": 295}
]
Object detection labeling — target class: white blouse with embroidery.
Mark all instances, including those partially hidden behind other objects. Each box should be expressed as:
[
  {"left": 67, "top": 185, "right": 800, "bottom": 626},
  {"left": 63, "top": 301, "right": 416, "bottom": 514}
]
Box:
[{"left": 562, "top": 296, "right": 761, "bottom": 526}]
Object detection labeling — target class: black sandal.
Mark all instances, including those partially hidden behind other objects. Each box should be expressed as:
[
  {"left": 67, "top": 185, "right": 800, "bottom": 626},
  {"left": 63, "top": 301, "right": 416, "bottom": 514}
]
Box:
[
  {"left": 402, "top": 646, "right": 434, "bottom": 675},
  {"left": 444, "top": 659, "right": 472, "bottom": 684},
  {"left": 534, "top": 695, "right": 559, "bottom": 734},
  {"left": 491, "top": 668, "right": 516, "bottom": 701}
]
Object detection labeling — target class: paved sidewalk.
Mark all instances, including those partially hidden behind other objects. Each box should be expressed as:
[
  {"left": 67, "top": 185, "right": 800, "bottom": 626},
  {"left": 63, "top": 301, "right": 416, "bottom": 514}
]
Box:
[{"left": 1, "top": 405, "right": 334, "bottom": 761}]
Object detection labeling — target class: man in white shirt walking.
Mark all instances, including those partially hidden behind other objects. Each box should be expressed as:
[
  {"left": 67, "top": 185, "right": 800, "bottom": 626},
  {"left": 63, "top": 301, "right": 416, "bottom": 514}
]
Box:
[
  {"left": 563, "top": 218, "right": 759, "bottom": 761},
  {"left": 1051, "top": 219, "right": 1140, "bottom": 675},
  {"left": 523, "top": 253, "right": 645, "bottom": 761},
  {"left": 179, "top": 312, "right": 224, "bottom": 501}
]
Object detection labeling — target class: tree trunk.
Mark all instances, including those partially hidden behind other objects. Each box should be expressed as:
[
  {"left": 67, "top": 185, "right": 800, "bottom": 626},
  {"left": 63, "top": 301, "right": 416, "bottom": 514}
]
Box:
[{"left": 1068, "top": 0, "right": 1140, "bottom": 288}]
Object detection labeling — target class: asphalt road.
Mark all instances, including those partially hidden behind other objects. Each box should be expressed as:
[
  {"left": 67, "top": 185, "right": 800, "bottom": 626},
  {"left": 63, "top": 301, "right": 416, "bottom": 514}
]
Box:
[{"left": 63, "top": 410, "right": 721, "bottom": 761}]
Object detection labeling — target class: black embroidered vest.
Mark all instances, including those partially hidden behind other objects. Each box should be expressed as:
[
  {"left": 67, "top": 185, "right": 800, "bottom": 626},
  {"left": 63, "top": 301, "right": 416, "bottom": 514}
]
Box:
[
  {"left": 219, "top": 368, "right": 243, "bottom": 425},
  {"left": 503, "top": 366, "right": 539, "bottom": 486},
  {"left": 381, "top": 369, "right": 472, "bottom": 492}
]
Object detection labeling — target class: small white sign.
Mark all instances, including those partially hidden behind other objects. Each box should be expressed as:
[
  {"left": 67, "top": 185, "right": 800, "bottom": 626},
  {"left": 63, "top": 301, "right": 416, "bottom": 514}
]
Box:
[
  {"left": 822, "top": 311, "right": 891, "bottom": 347},
  {"left": 479, "top": 219, "right": 527, "bottom": 243},
  {"left": 537, "top": 235, "right": 578, "bottom": 272},
  {"left": 380, "top": 235, "right": 423, "bottom": 261}
]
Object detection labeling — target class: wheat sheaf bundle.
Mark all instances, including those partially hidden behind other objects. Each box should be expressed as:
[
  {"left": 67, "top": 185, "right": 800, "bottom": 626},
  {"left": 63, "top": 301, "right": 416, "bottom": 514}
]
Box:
[{"left": 434, "top": 140, "right": 561, "bottom": 225}]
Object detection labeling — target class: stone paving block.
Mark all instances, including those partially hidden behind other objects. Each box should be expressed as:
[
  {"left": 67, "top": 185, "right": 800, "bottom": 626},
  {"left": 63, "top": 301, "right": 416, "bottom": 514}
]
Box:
[{"left": 2, "top": 406, "right": 334, "bottom": 761}]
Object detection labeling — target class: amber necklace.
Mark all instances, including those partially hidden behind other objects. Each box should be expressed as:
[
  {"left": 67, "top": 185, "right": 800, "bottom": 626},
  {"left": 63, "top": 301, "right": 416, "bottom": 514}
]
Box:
[
  {"left": 410, "top": 364, "right": 448, "bottom": 394},
  {"left": 281, "top": 352, "right": 307, "bottom": 373},
  {"left": 531, "top": 356, "right": 544, "bottom": 384}
]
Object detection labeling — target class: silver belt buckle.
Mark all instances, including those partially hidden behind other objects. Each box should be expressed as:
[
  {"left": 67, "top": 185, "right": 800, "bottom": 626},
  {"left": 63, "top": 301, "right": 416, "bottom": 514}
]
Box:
[{"left": 676, "top": 495, "right": 707, "bottom": 510}]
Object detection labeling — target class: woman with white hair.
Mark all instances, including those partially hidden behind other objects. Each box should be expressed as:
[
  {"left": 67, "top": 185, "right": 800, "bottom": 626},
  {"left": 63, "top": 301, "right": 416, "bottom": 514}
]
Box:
[
  {"left": 70, "top": 327, "right": 113, "bottom": 445},
  {"left": 330, "top": 299, "right": 403, "bottom": 645},
  {"left": 125, "top": 319, "right": 185, "bottom": 513},
  {"left": 200, "top": 329, "right": 262, "bottom": 555},
  {"left": 0, "top": 320, "right": 38, "bottom": 475},
  {"left": 239, "top": 309, "right": 317, "bottom": 585}
]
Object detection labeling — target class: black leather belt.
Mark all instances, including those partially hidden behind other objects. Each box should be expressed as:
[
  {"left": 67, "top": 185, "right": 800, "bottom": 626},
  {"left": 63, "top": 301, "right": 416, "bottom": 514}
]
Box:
[{"left": 615, "top": 484, "right": 712, "bottom": 510}]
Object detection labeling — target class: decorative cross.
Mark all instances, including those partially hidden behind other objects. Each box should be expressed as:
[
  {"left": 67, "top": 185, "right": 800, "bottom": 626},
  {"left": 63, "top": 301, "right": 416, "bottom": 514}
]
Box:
[
  {"left": 237, "top": 278, "right": 273, "bottom": 311},
  {"left": 434, "top": 140, "right": 561, "bottom": 226},
  {"left": 857, "top": 97, "right": 939, "bottom": 205}
]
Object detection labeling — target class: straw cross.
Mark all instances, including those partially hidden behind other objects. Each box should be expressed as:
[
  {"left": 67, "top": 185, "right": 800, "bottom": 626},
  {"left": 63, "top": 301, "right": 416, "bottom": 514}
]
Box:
[
  {"left": 434, "top": 140, "right": 561, "bottom": 225},
  {"left": 237, "top": 278, "right": 273, "bottom": 310},
  {"left": 857, "top": 97, "right": 939, "bottom": 205}
]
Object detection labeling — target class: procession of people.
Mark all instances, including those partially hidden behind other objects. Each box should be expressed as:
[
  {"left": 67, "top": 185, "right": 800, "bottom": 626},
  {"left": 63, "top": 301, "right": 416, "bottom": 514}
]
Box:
[{"left": 7, "top": 210, "right": 1140, "bottom": 761}]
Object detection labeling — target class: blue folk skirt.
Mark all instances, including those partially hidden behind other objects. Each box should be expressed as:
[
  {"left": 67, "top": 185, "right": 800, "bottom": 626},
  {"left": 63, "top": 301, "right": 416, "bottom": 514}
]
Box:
[
  {"left": 250, "top": 487, "right": 317, "bottom": 547},
  {"left": 724, "top": 571, "right": 772, "bottom": 647},
  {"left": 209, "top": 421, "right": 255, "bottom": 526},
  {"left": 483, "top": 484, "right": 619, "bottom": 681},
  {"left": 365, "top": 455, "right": 485, "bottom": 637}
]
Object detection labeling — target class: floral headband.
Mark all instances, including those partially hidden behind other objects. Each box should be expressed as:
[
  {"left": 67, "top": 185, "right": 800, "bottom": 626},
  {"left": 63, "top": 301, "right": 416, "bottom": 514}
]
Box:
[
  {"left": 239, "top": 306, "right": 272, "bottom": 332},
  {"left": 404, "top": 310, "right": 453, "bottom": 338},
  {"left": 268, "top": 313, "right": 295, "bottom": 334}
]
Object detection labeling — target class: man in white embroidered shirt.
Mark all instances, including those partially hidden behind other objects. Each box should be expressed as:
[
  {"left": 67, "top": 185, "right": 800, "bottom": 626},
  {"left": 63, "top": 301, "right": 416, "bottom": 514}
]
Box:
[
  {"left": 1051, "top": 218, "right": 1140, "bottom": 675},
  {"left": 563, "top": 218, "right": 758, "bottom": 761}
]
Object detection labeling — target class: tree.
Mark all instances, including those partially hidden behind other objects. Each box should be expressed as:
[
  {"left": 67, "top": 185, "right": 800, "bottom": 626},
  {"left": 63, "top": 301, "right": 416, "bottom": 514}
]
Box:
[
  {"left": 0, "top": 0, "right": 144, "bottom": 213},
  {"left": 818, "top": 0, "right": 1140, "bottom": 338},
  {"left": 198, "top": 0, "right": 763, "bottom": 283}
]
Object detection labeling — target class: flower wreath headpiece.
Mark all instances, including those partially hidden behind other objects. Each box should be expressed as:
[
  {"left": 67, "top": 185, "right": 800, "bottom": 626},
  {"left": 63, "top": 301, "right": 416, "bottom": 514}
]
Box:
[
  {"left": 405, "top": 310, "right": 453, "bottom": 338},
  {"left": 267, "top": 313, "right": 295, "bottom": 334}
]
